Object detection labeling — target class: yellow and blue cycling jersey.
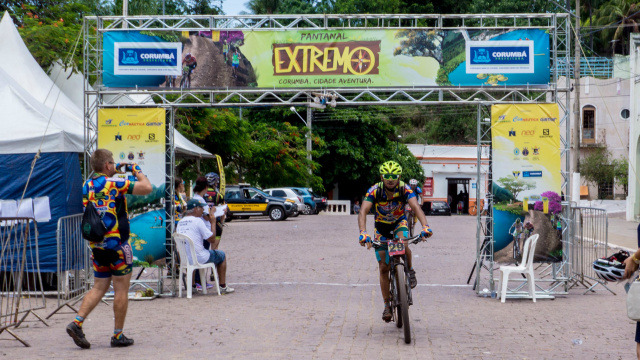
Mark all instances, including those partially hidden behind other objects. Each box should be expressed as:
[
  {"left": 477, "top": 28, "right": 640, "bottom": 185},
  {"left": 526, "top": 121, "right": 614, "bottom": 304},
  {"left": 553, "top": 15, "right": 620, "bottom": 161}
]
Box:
[
  {"left": 364, "top": 183, "right": 416, "bottom": 224},
  {"left": 83, "top": 174, "right": 134, "bottom": 250},
  {"left": 174, "top": 194, "right": 186, "bottom": 224}
]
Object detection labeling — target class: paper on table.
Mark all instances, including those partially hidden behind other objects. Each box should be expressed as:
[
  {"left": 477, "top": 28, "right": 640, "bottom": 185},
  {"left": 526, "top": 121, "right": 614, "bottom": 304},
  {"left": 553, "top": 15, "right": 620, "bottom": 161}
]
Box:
[
  {"left": 17, "top": 198, "right": 34, "bottom": 219},
  {"left": 0, "top": 200, "right": 17, "bottom": 218},
  {"left": 213, "top": 204, "right": 227, "bottom": 218},
  {"left": 34, "top": 196, "right": 51, "bottom": 222}
]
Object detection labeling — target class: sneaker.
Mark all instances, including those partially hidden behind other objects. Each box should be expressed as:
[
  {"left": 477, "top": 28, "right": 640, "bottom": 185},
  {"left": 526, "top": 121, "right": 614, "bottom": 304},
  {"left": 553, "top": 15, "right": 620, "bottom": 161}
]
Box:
[
  {"left": 110, "top": 334, "right": 134, "bottom": 348},
  {"left": 66, "top": 322, "right": 90, "bottom": 349},
  {"left": 195, "top": 283, "right": 214, "bottom": 291},
  {"left": 220, "top": 286, "right": 235, "bottom": 294},
  {"left": 408, "top": 269, "right": 417, "bottom": 289},
  {"left": 382, "top": 305, "right": 392, "bottom": 323}
]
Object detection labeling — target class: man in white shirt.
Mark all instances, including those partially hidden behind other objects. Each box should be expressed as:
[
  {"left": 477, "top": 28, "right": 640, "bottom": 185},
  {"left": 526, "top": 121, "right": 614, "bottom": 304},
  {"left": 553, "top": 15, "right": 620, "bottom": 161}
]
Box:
[{"left": 176, "top": 199, "right": 234, "bottom": 294}]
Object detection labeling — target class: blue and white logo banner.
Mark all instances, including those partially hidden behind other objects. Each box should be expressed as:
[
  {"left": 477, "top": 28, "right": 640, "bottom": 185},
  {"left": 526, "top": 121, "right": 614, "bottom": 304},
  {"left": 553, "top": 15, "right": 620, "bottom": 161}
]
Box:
[
  {"left": 466, "top": 40, "right": 534, "bottom": 74},
  {"left": 114, "top": 42, "right": 182, "bottom": 76}
]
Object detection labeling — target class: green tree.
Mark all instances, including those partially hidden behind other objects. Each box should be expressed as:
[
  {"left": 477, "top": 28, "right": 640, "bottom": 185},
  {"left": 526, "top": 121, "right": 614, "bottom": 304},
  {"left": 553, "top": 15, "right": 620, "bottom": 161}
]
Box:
[
  {"left": 613, "top": 156, "right": 629, "bottom": 196},
  {"left": 244, "top": 0, "right": 281, "bottom": 14},
  {"left": 496, "top": 176, "right": 536, "bottom": 201},
  {"left": 580, "top": 148, "right": 615, "bottom": 198},
  {"left": 7, "top": 2, "right": 87, "bottom": 72},
  {"left": 592, "top": 0, "right": 640, "bottom": 55}
]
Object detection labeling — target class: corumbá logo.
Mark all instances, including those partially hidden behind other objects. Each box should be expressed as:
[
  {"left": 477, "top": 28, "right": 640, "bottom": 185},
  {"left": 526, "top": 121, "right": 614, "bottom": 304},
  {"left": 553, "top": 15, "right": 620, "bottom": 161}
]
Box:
[{"left": 118, "top": 47, "right": 178, "bottom": 67}]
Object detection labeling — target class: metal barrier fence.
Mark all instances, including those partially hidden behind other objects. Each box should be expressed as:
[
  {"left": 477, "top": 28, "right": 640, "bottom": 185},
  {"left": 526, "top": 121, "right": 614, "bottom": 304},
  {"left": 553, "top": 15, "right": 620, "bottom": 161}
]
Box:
[
  {"left": 569, "top": 207, "right": 612, "bottom": 294},
  {"left": 46, "top": 214, "right": 92, "bottom": 319},
  {"left": 0, "top": 218, "right": 48, "bottom": 347}
]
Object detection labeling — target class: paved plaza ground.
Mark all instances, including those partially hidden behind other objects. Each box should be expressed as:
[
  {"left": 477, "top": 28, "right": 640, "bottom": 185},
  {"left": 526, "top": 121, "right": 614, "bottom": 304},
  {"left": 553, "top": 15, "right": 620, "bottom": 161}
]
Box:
[{"left": 1, "top": 214, "right": 636, "bottom": 359}]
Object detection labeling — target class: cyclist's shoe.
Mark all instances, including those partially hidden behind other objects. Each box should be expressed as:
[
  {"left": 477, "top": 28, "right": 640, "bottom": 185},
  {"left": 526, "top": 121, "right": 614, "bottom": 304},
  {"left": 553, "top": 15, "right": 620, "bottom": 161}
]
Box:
[
  {"left": 408, "top": 269, "right": 418, "bottom": 289},
  {"left": 66, "top": 322, "right": 91, "bottom": 349},
  {"left": 382, "top": 304, "right": 393, "bottom": 323},
  {"left": 111, "top": 334, "right": 134, "bottom": 347}
]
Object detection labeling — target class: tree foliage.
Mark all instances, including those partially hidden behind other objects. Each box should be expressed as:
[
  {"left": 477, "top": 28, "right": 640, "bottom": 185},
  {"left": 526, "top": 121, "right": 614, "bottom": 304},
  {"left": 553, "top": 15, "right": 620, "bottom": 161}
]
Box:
[
  {"left": 580, "top": 148, "right": 615, "bottom": 189},
  {"left": 496, "top": 176, "right": 536, "bottom": 201}
]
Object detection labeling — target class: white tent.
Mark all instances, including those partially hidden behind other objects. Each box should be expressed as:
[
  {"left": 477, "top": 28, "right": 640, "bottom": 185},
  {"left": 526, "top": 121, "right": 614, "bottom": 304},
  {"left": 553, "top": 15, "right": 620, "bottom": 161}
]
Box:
[
  {"left": 0, "top": 67, "right": 84, "bottom": 153},
  {"left": 0, "top": 12, "right": 83, "bottom": 154}
]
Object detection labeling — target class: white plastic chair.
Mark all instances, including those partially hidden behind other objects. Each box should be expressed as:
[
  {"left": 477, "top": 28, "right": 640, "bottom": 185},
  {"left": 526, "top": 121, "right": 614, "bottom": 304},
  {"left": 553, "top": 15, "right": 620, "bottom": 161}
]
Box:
[
  {"left": 173, "top": 233, "right": 221, "bottom": 299},
  {"left": 499, "top": 234, "right": 539, "bottom": 303}
]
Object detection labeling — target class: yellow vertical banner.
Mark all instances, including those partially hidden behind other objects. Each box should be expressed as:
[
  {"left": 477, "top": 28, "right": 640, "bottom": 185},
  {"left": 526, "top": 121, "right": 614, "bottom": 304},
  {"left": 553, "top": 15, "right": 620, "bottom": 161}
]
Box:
[
  {"left": 181, "top": 31, "right": 189, "bottom": 38},
  {"left": 491, "top": 104, "right": 562, "bottom": 259},
  {"left": 97, "top": 108, "right": 166, "bottom": 265},
  {"left": 211, "top": 31, "right": 220, "bottom": 42},
  {"left": 216, "top": 154, "right": 225, "bottom": 196}
]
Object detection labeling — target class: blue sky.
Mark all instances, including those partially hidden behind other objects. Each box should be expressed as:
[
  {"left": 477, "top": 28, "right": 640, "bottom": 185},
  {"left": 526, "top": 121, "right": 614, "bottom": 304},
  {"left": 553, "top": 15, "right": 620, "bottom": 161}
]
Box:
[{"left": 223, "top": 1, "right": 248, "bottom": 15}]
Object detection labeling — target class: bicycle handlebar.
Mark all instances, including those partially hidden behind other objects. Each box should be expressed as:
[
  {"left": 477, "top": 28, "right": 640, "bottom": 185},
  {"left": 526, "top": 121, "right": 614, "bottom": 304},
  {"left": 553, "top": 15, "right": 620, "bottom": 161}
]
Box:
[{"left": 372, "top": 234, "right": 425, "bottom": 249}]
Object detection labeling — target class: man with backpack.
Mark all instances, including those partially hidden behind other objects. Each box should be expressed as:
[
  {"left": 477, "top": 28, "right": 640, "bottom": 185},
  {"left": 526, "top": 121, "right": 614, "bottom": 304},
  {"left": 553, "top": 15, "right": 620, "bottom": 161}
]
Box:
[
  {"left": 67, "top": 149, "right": 152, "bottom": 349},
  {"left": 357, "top": 160, "right": 433, "bottom": 323}
]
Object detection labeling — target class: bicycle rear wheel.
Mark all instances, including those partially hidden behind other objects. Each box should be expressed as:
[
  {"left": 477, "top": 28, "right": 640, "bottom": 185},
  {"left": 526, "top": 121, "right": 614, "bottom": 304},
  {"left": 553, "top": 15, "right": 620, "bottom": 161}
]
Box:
[
  {"left": 407, "top": 214, "right": 414, "bottom": 237},
  {"left": 395, "top": 265, "right": 411, "bottom": 344}
]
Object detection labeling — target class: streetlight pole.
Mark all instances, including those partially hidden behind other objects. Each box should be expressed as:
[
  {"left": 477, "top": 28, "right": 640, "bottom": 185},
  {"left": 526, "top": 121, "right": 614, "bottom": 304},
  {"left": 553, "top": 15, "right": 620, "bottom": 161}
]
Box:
[
  {"left": 396, "top": 135, "right": 402, "bottom": 153},
  {"left": 290, "top": 107, "right": 312, "bottom": 174}
]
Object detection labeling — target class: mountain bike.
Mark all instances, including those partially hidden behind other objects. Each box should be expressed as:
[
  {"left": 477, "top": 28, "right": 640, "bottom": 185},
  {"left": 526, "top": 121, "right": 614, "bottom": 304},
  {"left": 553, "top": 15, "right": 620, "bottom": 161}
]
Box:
[
  {"left": 180, "top": 66, "right": 192, "bottom": 88},
  {"left": 511, "top": 230, "right": 522, "bottom": 262},
  {"left": 405, "top": 205, "right": 415, "bottom": 237},
  {"left": 373, "top": 234, "right": 425, "bottom": 344}
]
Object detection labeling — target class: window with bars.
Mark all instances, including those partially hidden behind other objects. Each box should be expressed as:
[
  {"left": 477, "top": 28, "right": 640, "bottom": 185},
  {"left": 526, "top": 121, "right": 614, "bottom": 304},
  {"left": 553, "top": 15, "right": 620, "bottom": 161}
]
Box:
[{"left": 582, "top": 106, "right": 595, "bottom": 144}]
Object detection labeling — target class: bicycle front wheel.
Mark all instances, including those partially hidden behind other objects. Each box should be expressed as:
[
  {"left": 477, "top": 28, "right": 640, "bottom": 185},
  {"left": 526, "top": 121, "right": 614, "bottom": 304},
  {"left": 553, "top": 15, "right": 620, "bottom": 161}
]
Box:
[
  {"left": 390, "top": 271, "right": 402, "bottom": 329},
  {"left": 395, "top": 265, "right": 411, "bottom": 344}
]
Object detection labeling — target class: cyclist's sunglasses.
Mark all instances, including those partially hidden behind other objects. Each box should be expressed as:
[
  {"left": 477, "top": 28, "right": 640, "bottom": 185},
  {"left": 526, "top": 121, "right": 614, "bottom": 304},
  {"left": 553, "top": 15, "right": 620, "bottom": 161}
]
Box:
[{"left": 382, "top": 174, "right": 400, "bottom": 180}]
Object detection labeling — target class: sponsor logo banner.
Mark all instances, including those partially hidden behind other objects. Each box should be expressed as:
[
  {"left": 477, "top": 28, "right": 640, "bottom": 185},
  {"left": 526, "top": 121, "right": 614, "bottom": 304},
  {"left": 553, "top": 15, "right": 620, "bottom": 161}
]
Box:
[
  {"left": 466, "top": 41, "right": 534, "bottom": 74},
  {"left": 114, "top": 42, "right": 182, "bottom": 76},
  {"left": 98, "top": 108, "right": 167, "bottom": 264},
  {"left": 103, "top": 28, "right": 549, "bottom": 88}
]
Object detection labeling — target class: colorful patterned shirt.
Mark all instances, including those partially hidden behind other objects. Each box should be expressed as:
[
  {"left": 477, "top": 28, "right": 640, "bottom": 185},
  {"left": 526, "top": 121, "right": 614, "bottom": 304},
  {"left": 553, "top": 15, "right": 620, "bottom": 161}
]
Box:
[
  {"left": 364, "top": 183, "right": 416, "bottom": 224},
  {"left": 83, "top": 174, "right": 134, "bottom": 250},
  {"left": 174, "top": 194, "right": 186, "bottom": 224}
]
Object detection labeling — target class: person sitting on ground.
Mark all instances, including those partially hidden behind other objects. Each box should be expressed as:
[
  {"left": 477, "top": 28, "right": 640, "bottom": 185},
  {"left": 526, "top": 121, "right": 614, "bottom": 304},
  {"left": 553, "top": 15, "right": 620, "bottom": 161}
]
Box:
[{"left": 176, "top": 199, "right": 234, "bottom": 294}]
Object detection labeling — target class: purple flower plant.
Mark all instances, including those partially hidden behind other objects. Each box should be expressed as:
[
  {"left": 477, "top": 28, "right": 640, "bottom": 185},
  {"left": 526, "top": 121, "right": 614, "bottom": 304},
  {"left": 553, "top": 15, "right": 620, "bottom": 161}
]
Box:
[{"left": 533, "top": 191, "right": 562, "bottom": 214}]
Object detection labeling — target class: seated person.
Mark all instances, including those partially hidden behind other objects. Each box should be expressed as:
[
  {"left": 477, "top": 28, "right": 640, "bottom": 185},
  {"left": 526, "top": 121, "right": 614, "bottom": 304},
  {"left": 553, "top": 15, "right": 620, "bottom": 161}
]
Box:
[
  {"left": 175, "top": 199, "right": 234, "bottom": 294},
  {"left": 353, "top": 200, "right": 361, "bottom": 214}
]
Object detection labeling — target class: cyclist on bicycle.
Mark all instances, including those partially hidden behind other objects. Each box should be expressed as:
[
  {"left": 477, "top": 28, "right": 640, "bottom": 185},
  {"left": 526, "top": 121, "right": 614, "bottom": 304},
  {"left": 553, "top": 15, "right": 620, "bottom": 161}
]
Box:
[
  {"left": 182, "top": 53, "right": 197, "bottom": 86},
  {"left": 358, "top": 161, "right": 433, "bottom": 323},
  {"left": 407, "top": 179, "right": 423, "bottom": 224},
  {"left": 508, "top": 218, "right": 524, "bottom": 258}
]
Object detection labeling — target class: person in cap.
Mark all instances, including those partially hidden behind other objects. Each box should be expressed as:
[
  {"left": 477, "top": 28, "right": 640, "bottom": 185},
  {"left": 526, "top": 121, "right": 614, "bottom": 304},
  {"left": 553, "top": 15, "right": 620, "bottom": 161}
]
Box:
[{"left": 175, "top": 199, "right": 234, "bottom": 294}]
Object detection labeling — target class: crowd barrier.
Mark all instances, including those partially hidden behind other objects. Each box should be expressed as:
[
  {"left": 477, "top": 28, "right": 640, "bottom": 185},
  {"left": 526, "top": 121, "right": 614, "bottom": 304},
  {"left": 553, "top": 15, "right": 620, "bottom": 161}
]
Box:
[
  {"left": 0, "top": 218, "right": 48, "bottom": 347},
  {"left": 47, "top": 214, "right": 92, "bottom": 319},
  {"left": 324, "top": 200, "right": 351, "bottom": 215},
  {"left": 569, "top": 207, "right": 611, "bottom": 294}
]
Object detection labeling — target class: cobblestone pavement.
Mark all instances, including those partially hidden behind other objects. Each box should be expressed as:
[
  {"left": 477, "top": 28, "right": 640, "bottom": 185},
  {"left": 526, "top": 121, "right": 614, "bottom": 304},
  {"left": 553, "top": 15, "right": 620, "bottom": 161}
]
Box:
[{"left": 1, "top": 215, "right": 634, "bottom": 359}]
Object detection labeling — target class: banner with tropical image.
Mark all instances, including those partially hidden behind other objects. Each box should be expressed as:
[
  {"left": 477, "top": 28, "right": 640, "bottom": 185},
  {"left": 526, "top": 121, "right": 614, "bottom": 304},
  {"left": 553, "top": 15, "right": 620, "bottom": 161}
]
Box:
[
  {"left": 491, "top": 104, "right": 563, "bottom": 263},
  {"left": 102, "top": 28, "right": 549, "bottom": 88},
  {"left": 97, "top": 108, "right": 167, "bottom": 266}
]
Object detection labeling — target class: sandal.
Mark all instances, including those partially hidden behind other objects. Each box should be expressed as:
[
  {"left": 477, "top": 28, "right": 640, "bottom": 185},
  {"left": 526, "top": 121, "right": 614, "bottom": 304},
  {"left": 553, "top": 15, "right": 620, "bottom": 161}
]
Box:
[
  {"left": 408, "top": 269, "right": 417, "bottom": 289},
  {"left": 382, "top": 304, "right": 392, "bottom": 322}
]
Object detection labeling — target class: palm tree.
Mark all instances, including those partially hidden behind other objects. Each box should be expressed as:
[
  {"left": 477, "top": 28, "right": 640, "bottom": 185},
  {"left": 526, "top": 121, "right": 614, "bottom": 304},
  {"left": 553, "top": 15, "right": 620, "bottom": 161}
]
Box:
[
  {"left": 244, "top": 0, "right": 281, "bottom": 14},
  {"left": 593, "top": 0, "right": 640, "bottom": 55}
]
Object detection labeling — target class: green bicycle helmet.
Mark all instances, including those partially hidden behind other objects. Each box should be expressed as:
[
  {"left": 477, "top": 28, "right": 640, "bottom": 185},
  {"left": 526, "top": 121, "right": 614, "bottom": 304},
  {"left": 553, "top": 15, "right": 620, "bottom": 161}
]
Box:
[{"left": 379, "top": 161, "right": 402, "bottom": 175}]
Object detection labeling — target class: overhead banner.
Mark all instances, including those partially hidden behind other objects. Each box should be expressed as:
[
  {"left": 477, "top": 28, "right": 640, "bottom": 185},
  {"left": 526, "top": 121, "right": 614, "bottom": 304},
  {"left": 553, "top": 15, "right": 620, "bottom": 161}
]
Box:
[
  {"left": 491, "top": 104, "right": 562, "bottom": 263},
  {"left": 103, "top": 28, "right": 549, "bottom": 88},
  {"left": 98, "top": 108, "right": 167, "bottom": 265}
]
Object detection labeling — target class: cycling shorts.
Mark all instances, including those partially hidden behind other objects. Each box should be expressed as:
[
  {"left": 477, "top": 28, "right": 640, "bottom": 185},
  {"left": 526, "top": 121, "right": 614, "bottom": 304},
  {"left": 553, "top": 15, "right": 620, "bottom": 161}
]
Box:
[
  {"left": 92, "top": 241, "right": 133, "bottom": 278},
  {"left": 374, "top": 219, "right": 408, "bottom": 264}
]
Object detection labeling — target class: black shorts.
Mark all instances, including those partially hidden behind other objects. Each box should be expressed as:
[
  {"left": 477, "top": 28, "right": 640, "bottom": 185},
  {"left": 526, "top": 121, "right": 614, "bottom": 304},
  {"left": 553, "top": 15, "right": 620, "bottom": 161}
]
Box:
[{"left": 636, "top": 322, "right": 640, "bottom": 343}]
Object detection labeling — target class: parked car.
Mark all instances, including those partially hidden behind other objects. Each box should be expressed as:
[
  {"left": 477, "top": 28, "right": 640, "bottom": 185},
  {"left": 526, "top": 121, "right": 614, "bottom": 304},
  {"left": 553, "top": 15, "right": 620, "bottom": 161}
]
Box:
[
  {"left": 262, "top": 188, "right": 302, "bottom": 217},
  {"left": 428, "top": 201, "right": 451, "bottom": 216},
  {"left": 224, "top": 185, "right": 296, "bottom": 221},
  {"left": 309, "top": 190, "right": 327, "bottom": 212},
  {"left": 288, "top": 187, "right": 318, "bottom": 215}
]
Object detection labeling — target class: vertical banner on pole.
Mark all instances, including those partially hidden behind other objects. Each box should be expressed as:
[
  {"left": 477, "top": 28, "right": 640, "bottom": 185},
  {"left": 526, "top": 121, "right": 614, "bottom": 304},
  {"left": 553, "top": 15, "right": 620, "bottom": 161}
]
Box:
[
  {"left": 98, "top": 108, "right": 167, "bottom": 265},
  {"left": 490, "top": 104, "right": 562, "bottom": 262},
  {"left": 216, "top": 154, "right": 225, "bottom": 197}
]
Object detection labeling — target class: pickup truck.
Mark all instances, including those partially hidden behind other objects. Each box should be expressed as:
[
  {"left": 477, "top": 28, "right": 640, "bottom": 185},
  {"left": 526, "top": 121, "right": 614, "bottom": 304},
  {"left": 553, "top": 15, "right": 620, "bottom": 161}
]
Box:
[{"left": 224, "top": 185, "right": 296, "bottom": 221}]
